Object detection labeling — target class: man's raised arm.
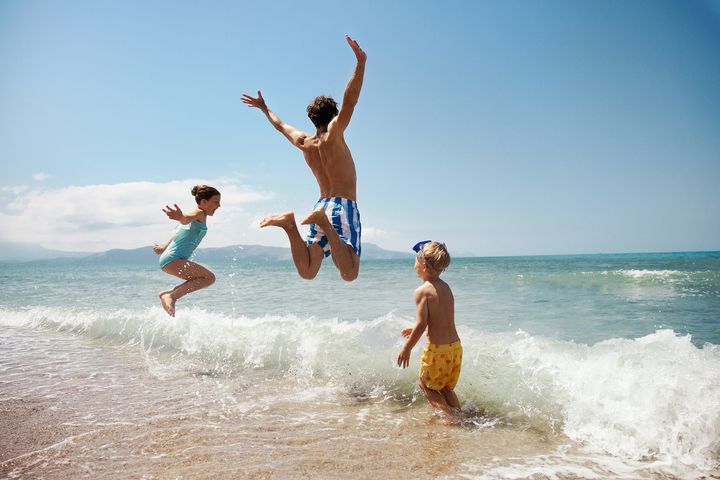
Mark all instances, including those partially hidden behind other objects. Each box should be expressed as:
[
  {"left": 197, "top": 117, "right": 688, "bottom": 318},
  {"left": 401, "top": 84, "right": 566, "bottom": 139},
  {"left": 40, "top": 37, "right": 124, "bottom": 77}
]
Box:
[
  {"left": 332, "top": 35, "right": 367, "bottom": 133},
  {"left": 241, "top": 90, "right": 307, "bottom": 148}
]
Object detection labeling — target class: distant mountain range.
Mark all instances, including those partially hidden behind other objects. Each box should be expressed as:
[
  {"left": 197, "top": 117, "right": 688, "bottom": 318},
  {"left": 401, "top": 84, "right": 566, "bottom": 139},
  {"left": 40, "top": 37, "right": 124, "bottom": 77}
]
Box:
[
  {"left": 0, "top": 241, "right": 413, "bottom": 264},
  {"left": 0, "top": 242, "right": 89, "bottom": 262}
]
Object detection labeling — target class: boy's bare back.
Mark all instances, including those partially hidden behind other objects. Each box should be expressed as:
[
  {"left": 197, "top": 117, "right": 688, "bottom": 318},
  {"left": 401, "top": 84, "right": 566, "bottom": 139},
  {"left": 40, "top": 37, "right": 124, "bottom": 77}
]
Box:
[{"left": 416, "top": 278, "right": 459, "bottom": 345}]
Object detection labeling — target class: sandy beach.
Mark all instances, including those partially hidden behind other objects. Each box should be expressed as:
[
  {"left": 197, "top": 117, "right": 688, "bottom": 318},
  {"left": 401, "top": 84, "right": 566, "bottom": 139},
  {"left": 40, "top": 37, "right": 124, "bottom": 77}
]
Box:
[
  {"left": 0, "top": 328, "right": 563, "bottom": 479},
  {"left": 0, "top": 397, "right": 77, "bottom": 464},
  {"left": 2, "top": 255, "right": 719, "bottom": 479}
]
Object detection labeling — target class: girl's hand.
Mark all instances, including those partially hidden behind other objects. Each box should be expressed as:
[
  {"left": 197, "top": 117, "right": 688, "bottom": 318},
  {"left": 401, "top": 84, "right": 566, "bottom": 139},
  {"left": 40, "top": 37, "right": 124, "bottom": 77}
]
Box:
[
  {"left": 153, "top": 244, "right": 165, "bottom": 255},
  {"left": 401, "top": 327, "right": 413, "bottom": 338},
  {"left": 163, "top": 204, "right": 184, "bottom": 222}
]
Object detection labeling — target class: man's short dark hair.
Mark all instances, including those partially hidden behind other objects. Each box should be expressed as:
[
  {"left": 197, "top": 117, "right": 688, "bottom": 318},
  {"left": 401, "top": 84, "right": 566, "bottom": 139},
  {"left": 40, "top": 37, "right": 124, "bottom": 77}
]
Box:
[{"left": 307, "top": 96, "right": 339, "bottom": 128}]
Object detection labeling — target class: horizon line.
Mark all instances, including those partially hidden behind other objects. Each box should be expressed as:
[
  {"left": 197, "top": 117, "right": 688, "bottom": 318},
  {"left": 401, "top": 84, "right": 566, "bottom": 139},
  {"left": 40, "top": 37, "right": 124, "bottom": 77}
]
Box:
[{"left": 2, "top": 240, "right": 718, "bottom": 261}]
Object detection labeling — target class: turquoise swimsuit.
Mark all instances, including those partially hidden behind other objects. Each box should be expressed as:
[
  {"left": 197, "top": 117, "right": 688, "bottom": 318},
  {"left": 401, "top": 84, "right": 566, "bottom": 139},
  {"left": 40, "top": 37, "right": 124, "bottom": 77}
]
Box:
[{"left": 159, "top": 220, "right": 207, "bottom": 269}]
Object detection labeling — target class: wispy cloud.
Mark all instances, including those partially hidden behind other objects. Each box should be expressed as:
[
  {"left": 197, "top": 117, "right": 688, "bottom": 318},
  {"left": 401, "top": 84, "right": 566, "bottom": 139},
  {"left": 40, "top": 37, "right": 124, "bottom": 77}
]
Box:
[
  {"left": 0, "top": 178, "right": 277, "bottom": 252},
  {"left": 32, "top": 172, "right": 51, "bottom": 181},
  {"left": 1, "top": 185, "right": 29, "bottom": 195},
  {"left": 361, "top": 226, "right": 396, "bottom": 242}
]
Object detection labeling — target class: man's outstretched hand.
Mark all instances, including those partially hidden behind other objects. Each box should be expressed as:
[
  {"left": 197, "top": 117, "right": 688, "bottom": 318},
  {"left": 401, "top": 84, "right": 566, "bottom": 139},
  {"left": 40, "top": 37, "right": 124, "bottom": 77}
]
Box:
[
  {"left": 345, "top": 35, "right": 366, "bottom": 63},
  {"left": 241, "top": 90, "right": 268, "bottom": 111}
]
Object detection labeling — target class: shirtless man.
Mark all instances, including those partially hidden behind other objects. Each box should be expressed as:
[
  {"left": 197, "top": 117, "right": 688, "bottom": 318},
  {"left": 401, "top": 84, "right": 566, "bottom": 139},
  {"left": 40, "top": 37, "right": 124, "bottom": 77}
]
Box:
[{"left": 241, "top": 35, "right": 366, "bottom": 282}]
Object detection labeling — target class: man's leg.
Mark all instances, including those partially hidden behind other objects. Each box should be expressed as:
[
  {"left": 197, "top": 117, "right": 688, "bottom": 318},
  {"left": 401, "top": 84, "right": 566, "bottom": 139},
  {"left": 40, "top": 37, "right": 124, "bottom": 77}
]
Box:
[
  {"left": 301, "top": 210, "right": 359, "bottom": 282},
  {"left": 261, "top": 212, "right": 323, "bottom": 280}
]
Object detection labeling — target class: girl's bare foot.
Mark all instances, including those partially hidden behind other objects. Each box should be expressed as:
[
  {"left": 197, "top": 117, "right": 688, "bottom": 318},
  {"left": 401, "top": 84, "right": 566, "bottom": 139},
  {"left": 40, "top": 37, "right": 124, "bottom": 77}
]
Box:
[
  {"left": 260, "top": 211, "right": 295, "bottom": 228},
  {"left": 159, "top": 292, "right": 175, "bottom": 317}
]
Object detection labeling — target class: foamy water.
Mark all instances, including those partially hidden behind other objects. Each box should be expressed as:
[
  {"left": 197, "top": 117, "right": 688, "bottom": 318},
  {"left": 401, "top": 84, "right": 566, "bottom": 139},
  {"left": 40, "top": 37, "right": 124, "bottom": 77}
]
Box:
[{"left": 1, "top": 252, "right": 719, "bottom": 478}]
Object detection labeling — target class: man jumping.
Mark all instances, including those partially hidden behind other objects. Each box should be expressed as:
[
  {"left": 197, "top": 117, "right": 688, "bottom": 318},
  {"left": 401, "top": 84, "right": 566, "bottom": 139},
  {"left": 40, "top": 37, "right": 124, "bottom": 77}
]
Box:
[{"left": 241, "top": 35, "right": 366, "bottom": 282}]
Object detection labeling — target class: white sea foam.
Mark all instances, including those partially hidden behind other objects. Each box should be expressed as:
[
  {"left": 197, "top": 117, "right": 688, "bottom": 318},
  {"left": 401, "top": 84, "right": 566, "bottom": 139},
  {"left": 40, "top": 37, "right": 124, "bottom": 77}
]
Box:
[
  {"left": 462, "top": 449, "right": 691, "bottom": 479},
  {"left": 505, "top": 329, "right": 720, "bottom": 473},
  {"left": 2, "top": 306, "right": 719, "bottom": 475},
  {"left": 618, "top": 269, "right": 682, "bottom": 278},
  {"left": 587, "top": 269, "right": 685, "bottom": 279}
]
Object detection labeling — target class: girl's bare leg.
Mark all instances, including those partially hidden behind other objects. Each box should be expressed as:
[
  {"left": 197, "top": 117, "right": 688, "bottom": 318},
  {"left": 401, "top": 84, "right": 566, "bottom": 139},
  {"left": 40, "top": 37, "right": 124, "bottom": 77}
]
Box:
[{"left": 159, "top": 260, "right": 216, "bottom": 316}]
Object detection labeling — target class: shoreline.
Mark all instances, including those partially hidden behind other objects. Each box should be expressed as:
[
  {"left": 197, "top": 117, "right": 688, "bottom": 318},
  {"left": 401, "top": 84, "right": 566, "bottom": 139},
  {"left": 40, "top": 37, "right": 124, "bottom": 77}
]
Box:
[
  {"left": 0, "top": 328, "right": 567, "bottom": 479},
  {"left": 0, "top": 397, "right": 79, "bottom": 464},
  {"left": 2, "top": 249, "right": 720, "bottom": 480}
]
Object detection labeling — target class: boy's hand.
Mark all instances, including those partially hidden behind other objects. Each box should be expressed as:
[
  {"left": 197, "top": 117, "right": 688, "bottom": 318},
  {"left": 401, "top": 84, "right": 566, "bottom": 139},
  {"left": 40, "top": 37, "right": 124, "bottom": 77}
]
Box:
[
  {"left": 163, "top": 204, "right": 183, "bottom": 221},
  {"left": 401, "top": 327, "right": 413, "bottom": 338},
  {"left": 397, "top": 346, "right": 411, "bottom": 369},
  {"left": 152, "top": 244, "right": 165, "bottom": 255}
]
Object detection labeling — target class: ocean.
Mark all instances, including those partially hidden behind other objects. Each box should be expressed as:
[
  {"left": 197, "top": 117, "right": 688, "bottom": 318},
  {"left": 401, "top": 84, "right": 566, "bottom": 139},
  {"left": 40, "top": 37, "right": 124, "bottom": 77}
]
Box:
[{"left": 1, "top": 251, "right": 718, "bottom": 479}]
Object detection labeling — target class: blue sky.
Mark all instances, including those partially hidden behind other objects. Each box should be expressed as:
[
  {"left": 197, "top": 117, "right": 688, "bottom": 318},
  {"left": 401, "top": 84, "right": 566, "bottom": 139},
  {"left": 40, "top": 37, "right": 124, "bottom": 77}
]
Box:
[{"left": 1, "top": 0, "right": 718, "bottom": 255}]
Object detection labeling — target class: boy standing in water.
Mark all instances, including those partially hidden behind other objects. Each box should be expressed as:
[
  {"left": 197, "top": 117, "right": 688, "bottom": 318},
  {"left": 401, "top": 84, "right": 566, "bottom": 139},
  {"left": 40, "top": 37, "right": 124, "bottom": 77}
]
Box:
[{"left": 397, "top": 241, "right": 462, "bottom": 417}]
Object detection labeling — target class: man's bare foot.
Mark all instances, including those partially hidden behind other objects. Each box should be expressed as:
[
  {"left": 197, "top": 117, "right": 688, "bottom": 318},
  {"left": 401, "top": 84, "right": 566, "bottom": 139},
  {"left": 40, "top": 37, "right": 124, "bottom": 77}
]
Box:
[
  {"left": 260, "top": 211, "right": 295, "bottom": 229},
  {"left": 159, "top": 292, "right": 175, "bottom": 317},
  {"left": 301, "top": 209, "right": 329, "bottom": 227}
]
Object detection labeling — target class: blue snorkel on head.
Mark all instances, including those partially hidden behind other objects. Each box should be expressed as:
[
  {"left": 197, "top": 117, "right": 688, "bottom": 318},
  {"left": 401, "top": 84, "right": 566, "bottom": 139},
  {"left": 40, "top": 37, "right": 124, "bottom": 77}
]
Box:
[{"left": 412, "top": 240, "right": 432, "bottom": 253}]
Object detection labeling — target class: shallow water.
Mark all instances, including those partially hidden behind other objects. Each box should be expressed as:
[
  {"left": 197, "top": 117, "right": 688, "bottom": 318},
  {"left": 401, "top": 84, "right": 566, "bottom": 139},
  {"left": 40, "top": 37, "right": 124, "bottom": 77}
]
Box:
[
  {"left": 1, "top": 252, "right": 719, "bottom": 478},
  {"left": 5, "top": 326, "right": 711, "bottom": 480},
  {"left": 0, "top": 328, "right": 562, "bottom": 479}
]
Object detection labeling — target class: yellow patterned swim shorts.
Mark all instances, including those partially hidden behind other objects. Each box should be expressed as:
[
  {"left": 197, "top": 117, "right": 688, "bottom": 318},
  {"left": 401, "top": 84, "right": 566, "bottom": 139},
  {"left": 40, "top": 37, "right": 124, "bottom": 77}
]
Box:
[{"left": 419, "top": 341, "right": 462, "bottom": 391}]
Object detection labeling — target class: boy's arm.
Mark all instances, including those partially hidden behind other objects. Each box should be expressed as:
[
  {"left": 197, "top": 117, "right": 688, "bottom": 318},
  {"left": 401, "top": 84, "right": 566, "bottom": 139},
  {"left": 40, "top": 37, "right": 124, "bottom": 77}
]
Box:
[
  {"left": 397, "top": 290, "right": 429, "bottom": 368},
  {"left": 241, "top": 90, "right": 308, "bottom": 149},
  {"left": 163, "top": 205, "right": 205, "bottom": 225},
  {"left": 328, "top": 35, "right": 366, "bottom": 136}
]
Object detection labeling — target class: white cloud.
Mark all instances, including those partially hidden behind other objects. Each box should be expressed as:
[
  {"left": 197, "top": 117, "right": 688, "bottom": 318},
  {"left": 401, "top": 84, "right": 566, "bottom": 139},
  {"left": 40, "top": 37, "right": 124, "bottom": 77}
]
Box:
[
  {"left": 1, "top": 185, "right": 29, "bottom": 196},
  {"left": 361, "top": 226, "right": 396, "bottom": 242},
  {"left": 360, "top": 226, "right": 412, "bottom": 251},
  {"left": 32, "top": 172, "right": 51, "bottom": 181},
  {"left": 0, "top": 178, "right": 279, "bottom": 252}
]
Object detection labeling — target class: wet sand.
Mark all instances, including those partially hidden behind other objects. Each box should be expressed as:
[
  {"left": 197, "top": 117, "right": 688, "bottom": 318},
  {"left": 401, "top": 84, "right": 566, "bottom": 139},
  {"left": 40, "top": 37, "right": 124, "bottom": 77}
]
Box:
[
  {"left": 0, "top": 397, "right": 77, "bottom": 463},
  {"left": 0, "top": 328, "right": 567, "bottom": 479},
  {"left": 1, "top": 327, "right": 708, "bottom": 479},
  {"left": 0, "top": 397, "right": 556, "bottom": 479}
]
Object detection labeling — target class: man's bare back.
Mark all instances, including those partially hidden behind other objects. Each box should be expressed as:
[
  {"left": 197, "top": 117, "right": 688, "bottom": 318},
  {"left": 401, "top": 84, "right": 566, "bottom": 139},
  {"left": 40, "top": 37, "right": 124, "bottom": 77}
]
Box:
[{"left": 297, "top": 128, "right": 357, "bottom": 201}]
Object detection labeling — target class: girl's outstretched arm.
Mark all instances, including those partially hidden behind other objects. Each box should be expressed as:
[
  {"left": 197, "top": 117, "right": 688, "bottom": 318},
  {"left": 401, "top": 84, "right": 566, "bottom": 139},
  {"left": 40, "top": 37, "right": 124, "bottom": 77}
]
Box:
[{"left": 163, "top": 204, "right": 206, "bottom": 225}]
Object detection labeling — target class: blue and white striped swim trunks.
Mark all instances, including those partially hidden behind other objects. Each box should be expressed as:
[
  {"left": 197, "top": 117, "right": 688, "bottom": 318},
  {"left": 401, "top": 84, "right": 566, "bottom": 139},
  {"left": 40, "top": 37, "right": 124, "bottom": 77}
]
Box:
[{"left": 306, "top": 197, "right": 362, "bottom": 258}]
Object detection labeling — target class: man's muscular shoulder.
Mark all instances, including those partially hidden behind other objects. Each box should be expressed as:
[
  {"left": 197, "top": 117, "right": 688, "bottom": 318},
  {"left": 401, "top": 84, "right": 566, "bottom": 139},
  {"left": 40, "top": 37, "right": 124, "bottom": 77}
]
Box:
[{"left": 298, "top": 134, "right": 321, "bottom": 149}]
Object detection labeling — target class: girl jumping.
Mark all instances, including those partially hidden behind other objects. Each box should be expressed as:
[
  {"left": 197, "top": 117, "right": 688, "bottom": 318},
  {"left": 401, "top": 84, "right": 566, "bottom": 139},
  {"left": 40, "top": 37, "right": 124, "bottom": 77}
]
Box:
[{"left": 153, "top": 185, "right": 221, "bottom": 316}]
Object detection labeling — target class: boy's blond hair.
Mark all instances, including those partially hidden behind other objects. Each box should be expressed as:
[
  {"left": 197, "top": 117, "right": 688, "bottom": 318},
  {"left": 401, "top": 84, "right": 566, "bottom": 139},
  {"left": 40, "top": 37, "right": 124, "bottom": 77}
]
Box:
[{"left": 419, "top": 242, "right": 451, "bottom": 272}]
